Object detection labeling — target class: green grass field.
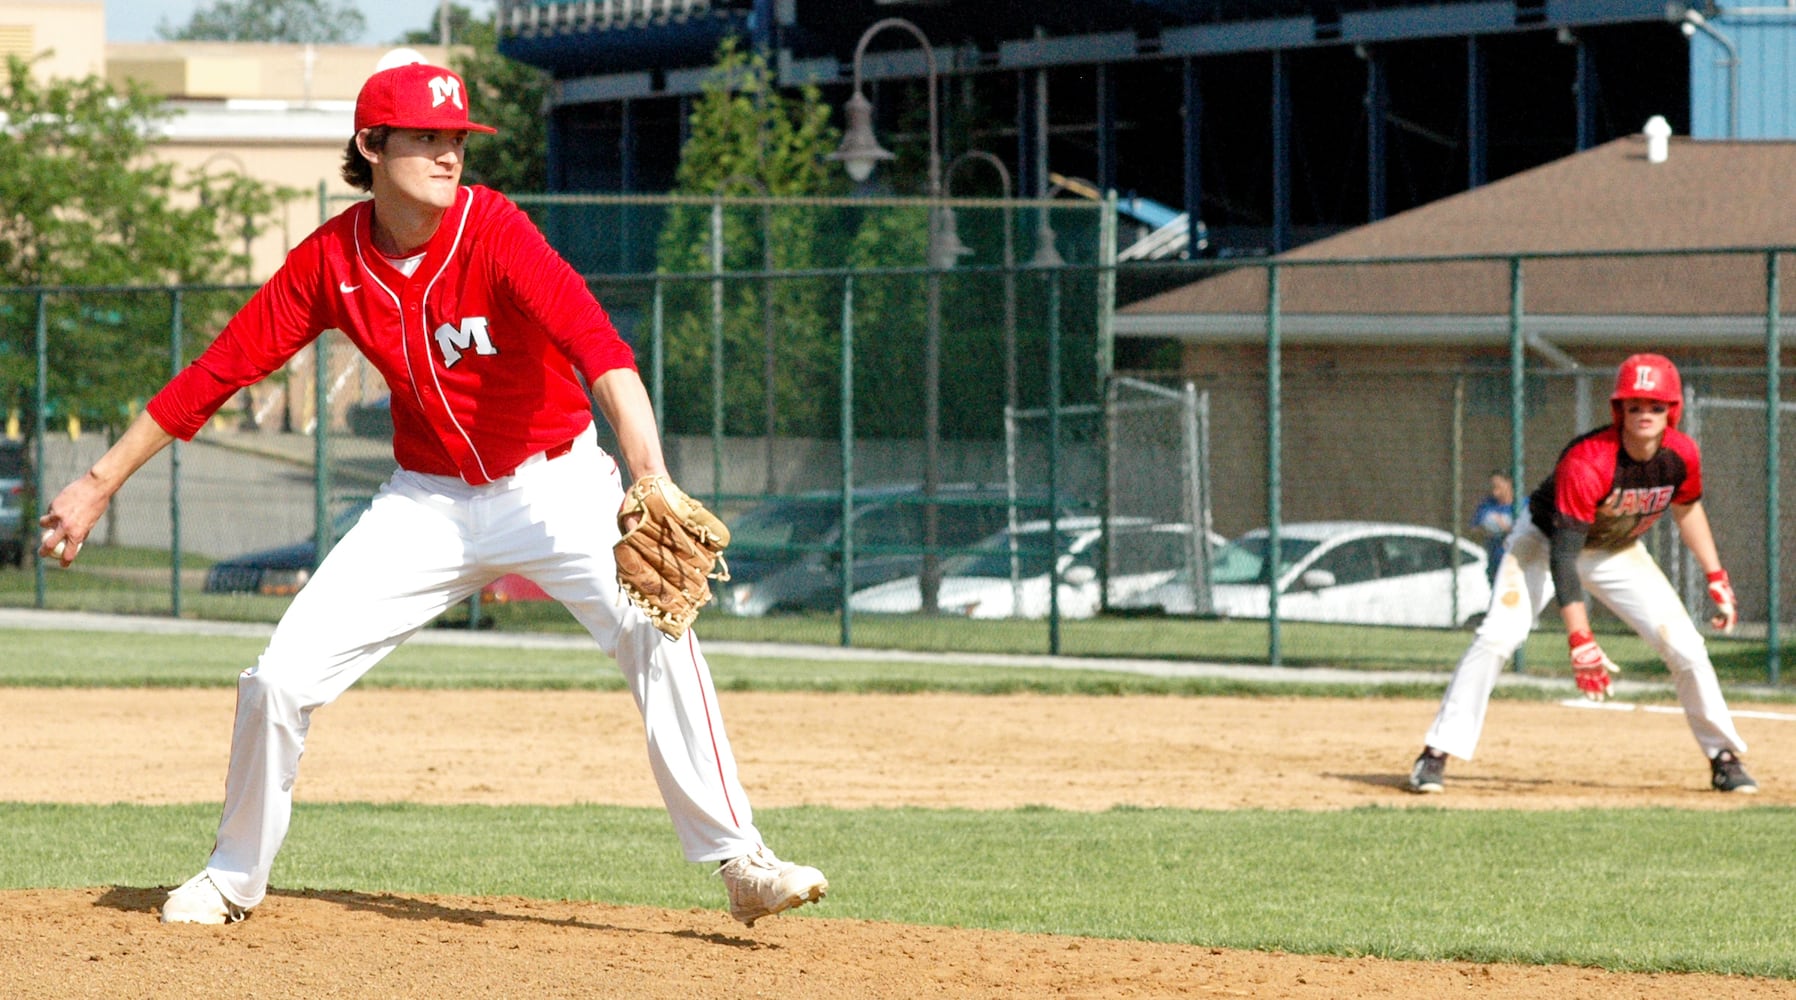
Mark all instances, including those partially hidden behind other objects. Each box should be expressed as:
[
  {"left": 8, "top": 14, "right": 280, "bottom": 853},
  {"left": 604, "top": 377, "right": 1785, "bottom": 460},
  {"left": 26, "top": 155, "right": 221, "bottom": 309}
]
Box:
[
  {"left": 3, "top": 624, "right": 1794, "bottom": 977},
  {"left": 4, "top": 801, "right": 1794, "bottom": 977}
]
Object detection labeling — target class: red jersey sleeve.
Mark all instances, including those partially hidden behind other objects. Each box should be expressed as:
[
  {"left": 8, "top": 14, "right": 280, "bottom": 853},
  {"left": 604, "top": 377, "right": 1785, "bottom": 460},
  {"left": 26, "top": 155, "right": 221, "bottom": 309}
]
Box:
[
  {"left": 480, "top": 192, "right": 636, "bottom": 384},
  {"left": 147, "top": 239, "right": 333, "bottom": 439},
  {"left": 1551, "top": 439, "right": 1613, "bottom": 527}
]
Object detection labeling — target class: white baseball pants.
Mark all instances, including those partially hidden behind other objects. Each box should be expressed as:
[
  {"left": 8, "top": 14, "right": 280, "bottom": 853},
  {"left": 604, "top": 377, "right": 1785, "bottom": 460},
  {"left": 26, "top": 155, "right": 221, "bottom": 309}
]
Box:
[
  {"left": 1424, "top": 518, "right": 1746, "bottom": 762},
  {"left": 203, "top": 426, "right": 764, "bottom": 909}
]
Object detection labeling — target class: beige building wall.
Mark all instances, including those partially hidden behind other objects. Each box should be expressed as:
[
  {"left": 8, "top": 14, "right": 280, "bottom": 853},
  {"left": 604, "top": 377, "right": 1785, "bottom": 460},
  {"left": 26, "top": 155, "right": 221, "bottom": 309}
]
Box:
[
  {"left": 107, "top": 41, "right": 454, "bottom": 102},
  {"left": 0, "top": 0, "right": 105, "bottom": 82}
]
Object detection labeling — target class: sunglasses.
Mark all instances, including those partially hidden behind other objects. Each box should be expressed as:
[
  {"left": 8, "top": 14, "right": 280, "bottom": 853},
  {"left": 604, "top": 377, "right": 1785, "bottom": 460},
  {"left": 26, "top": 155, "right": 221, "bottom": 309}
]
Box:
[{"left": 1623, "top": 402, "right": 1669, "bottom": 414}]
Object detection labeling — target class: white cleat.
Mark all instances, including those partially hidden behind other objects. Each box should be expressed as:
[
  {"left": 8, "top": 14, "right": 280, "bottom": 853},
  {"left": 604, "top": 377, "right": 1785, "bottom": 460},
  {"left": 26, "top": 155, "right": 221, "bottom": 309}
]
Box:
[
  {"left": 718, "top": 846, "right": 827, "bottom": 927},
  {"left": 160, "top": 872, "right": 247, "bottom": 925}
]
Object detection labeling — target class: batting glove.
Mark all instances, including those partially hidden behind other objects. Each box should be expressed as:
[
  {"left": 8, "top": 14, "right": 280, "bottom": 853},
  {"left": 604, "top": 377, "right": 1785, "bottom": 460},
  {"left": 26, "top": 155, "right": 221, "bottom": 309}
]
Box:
[
  {"left": 1568, "top": 630, "right": 1620, "bottom": 702},
  {"left": 1707, "top": 569, "right": 1738, "bottom": 634}
]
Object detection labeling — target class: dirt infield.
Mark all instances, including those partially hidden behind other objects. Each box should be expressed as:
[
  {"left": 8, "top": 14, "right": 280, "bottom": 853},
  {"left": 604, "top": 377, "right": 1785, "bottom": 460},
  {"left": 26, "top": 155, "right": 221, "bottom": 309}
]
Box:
[{"left": 5, "top": 688, "right": 1796, "bottom": 998}]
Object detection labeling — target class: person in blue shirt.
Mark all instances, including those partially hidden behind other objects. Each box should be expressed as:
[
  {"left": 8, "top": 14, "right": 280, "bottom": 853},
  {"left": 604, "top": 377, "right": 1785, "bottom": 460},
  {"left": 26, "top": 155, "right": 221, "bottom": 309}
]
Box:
[{"left": 1470, "top": 470, "right": 1514, "bottom": 585}]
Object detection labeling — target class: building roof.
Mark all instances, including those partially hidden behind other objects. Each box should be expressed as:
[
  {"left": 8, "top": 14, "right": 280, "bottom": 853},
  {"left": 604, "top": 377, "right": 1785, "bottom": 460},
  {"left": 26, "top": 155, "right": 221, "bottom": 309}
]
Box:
[
  {"left": 146, "top": 100, "right": 354, "bottom": 144},
  {"left": 1117, "top": 135, "right": 1796, "bottom": 346}
]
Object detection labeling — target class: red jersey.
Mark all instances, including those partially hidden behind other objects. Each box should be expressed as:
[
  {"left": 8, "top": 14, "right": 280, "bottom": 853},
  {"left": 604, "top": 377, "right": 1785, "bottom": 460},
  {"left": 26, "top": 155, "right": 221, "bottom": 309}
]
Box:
[
  {"left": 147, "top": 186, "right": 637, "bottom": 485},
  {"left": 1527, "top": 424, "right": 1703, "bottom": 552}
]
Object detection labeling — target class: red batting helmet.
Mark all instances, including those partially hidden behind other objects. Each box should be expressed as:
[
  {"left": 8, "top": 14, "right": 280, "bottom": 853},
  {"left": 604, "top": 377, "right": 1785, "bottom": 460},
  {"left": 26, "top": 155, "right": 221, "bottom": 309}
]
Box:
[{"left": 1610, "top": 353, "right": 1683, "bottom": 428}]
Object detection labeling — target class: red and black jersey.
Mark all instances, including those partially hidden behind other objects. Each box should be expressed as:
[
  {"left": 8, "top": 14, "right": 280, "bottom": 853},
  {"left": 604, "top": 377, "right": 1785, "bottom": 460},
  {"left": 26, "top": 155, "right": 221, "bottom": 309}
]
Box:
[
  {"left": 1527, "top": 424, "right": 1703, "bottom": 551},
  {"left": 146, "top": 186, "right": 637, "bottom": 485},
  {"left": 1526, "top": 423, "right": 1703, "bottom": 608}
]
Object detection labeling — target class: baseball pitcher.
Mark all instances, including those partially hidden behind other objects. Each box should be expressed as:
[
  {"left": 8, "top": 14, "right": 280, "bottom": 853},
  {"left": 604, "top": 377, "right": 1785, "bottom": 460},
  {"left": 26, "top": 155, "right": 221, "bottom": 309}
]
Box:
[
  {"left": 1408, "top": 353, "right": 1755, "bottom": 795},
  {"left": 37, "top": 60, "right": 826, "bottom": 927}
]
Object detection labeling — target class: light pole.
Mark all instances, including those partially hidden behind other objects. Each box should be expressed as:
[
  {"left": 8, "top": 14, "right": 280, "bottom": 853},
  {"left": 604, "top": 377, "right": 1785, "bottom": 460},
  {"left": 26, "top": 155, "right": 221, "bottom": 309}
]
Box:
[
  {"left": 942, "top": 151, "right": 1015, "bottom": 424},
  {"left": 1676, "top": 6, "right": 1739, "bottom": 139},
  {"left": 712, "top": 173, "right": 780, "bottom": 495},
  {"left": 943, "top": 150, "right": 1024, "bottom": 612},
  {"left": 831, "top": 17, "right": 949, "bottom": 612}
]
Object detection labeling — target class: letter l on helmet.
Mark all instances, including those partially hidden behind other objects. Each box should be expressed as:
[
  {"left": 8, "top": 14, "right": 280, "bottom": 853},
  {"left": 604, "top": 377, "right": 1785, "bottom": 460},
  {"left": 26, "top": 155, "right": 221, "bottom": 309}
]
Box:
[{"left": 1611, "top": 353, "right": 1683, "bottom": 428}]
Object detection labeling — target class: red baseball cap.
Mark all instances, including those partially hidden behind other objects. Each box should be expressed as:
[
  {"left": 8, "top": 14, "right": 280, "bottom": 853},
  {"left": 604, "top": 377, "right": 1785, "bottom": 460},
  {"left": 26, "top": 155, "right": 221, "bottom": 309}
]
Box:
[{"left": 354, "top": 62, "right": 497, "bottom": 134}]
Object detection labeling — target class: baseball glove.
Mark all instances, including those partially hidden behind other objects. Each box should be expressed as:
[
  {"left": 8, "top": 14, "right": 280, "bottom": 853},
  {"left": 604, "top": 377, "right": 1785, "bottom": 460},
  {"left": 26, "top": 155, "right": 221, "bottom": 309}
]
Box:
[{"left": 614, "top": 475, "right": 731, "bottom": 640}]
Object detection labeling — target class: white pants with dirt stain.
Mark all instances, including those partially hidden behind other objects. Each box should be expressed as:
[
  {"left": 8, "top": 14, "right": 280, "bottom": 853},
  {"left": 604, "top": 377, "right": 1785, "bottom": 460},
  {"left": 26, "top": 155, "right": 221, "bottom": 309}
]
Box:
[
  {"left": 200, "top": 425, "right": 762, "bottom": 910},
  {"left": 1423, "top": 518, "right": 1746, "bottom": 763}
]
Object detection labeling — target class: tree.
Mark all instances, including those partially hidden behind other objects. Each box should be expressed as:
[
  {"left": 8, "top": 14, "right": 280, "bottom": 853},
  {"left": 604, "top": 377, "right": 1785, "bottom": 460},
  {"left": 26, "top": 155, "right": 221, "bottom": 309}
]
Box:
[
  {"left": 0, "top": 56, "right": 291, "bottom": 441},
  {"left": 654, "top": 39, "right": 846, "bottom": 438},
  {"left": 401, "top": 4, "right": 548, "bottom": 191},
  {"left": 158, "top": 0, "right": 366, "bottom": 44}
]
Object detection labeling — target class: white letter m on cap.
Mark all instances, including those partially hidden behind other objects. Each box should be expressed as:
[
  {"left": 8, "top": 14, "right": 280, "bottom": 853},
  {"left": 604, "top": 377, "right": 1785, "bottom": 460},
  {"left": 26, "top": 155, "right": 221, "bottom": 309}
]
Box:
[{"left": 427, "top": 75, "right": 464, "bottom": 110}]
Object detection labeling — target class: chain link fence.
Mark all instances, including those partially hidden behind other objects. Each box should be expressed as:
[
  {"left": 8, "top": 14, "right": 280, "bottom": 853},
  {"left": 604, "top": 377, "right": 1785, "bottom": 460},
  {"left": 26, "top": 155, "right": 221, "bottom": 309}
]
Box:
[{"left": 2, "top": 193, "right": 1792, "bottom": 679}]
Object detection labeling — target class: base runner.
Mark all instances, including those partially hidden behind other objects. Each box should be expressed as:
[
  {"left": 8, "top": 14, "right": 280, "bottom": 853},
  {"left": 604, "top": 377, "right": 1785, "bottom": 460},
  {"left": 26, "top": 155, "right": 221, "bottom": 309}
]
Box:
[
  {"left": 37, "top": 60, "right": 826, "bottom": 927},
  {"left": 1408, "top": 354, "right": 1756, "bottom": 795}
]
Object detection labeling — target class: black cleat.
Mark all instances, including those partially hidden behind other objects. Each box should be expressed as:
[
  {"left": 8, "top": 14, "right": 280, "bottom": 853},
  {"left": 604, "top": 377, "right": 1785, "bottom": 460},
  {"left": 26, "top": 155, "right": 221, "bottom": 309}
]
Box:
[
  {"left": 1710, "top": 750, "right": 1758, "bottom": 794},
  {"left": 1407, "top": 748, "right": 1447, "bottom": 794}
]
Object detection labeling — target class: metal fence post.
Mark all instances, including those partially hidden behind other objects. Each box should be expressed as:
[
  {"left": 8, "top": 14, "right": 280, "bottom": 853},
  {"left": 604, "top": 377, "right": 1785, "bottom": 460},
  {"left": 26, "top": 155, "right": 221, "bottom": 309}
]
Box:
[
  {"left": 1094, "top": 195, "right": 1119, "bottom": 615},
  {"left": 312, "top": 336, "right": 329, "bottom": 574},
  {"left": 1767, "top": 250, "right": 1782, "bottom": 684},
  {"left": 32, "top": 290, "right": 47, "bottom": 609},
  {"left": 1451, "top": 374, "right": 1464, "bottom": 629},
  {"left": 1508, "top": 256, "right": 1526, "bottom": 673},
  {"left": 1097, "top": 189, "right": 1118, "bottom": 389},
  {"left": 1047, "top": 265, "right": 1063, "bottom": 655},
  {"left": 710, "top": 198, "right": 725, "bottom": 510},
  {"left": 761, "top": 200, "right": 777, "bottom": 495},
  {"left": 838, "top": 274, "right": 855, "bottom": 648},
  {"left": 169, "top": 289, "right": 184, "bottom": 618},
  {"left": 651, "top": 278, "right": 665, "bottom": 425},
  {"left": 1266, "top": 263, "right": 1282, "bottom": 667}
]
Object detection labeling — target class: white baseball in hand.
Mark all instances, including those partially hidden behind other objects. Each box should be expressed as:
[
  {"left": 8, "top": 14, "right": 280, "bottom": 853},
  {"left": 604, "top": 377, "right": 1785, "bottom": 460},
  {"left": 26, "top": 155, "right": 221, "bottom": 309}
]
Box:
[{"left": 42, "top": 529, "right": 77, "bottom": 562}]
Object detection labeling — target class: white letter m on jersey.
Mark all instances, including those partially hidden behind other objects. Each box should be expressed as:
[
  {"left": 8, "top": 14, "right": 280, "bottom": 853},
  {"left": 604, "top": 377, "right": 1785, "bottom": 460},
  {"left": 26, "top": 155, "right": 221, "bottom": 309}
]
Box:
[
  {"left": 428, "top": 75, "right": 464, "bottom": 110},
  {"left": 435, "top": 317, "right": 495, "bottom": 367}
]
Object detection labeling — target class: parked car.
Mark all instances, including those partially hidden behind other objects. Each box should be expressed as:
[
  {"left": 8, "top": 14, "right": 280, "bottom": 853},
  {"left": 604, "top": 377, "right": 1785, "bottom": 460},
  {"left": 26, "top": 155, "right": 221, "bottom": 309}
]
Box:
[
  {"left": 269, "top": 484, "right": 1073, "bottom": 611},
  {"left": 848, "top": 516, "right": 1222, "bottom": 620},
  {"left": 1132, "top": 521, "right": 1490, "bottom": 628},
  {"left": 716, "top": 484, "right": 1073, "bottom": 617},
  {"left": 0, "top": 439, "right": 28, "bottom": 567},
  {"left": 203, "top": 501, "right": 372, "bottom": 595}
]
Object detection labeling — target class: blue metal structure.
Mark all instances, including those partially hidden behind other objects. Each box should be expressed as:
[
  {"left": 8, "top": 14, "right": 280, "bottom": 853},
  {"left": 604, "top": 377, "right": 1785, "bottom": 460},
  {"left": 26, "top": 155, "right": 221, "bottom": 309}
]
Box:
[
  {"left": 493, "top": 1, "right": 1778, "bottom": 259},
  {"left": 1685, "top": 8, "right": 1796, "bottom": 140}
]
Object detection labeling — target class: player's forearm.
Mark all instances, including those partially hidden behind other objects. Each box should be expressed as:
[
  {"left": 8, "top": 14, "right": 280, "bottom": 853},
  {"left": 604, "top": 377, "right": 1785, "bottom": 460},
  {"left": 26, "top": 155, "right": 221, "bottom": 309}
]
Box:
[
  {"left": 1671, "top": 501, "right": 1723, "bottom": 574},
  {"left": 40, "top": 409, "right": 176, "bottom": 556},
  {"left": 84, "top": 410, "right": 177, "bottom": 496},
  {"left": 1558, "top": 600, "right": 1593, "bottom": 638},
  {"left": 589, "top": 368, "right": 668, "bottom": 481}
]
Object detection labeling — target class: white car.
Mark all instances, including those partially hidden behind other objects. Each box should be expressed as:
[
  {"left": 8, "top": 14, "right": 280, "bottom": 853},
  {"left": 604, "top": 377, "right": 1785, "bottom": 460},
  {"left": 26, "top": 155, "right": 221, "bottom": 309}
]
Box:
[
  {"left": 1133, "top": 521, "right": 1491, "bottom": 628},
  {"left": 848, "top": 516, "right": 1218, "bottom": 620}
]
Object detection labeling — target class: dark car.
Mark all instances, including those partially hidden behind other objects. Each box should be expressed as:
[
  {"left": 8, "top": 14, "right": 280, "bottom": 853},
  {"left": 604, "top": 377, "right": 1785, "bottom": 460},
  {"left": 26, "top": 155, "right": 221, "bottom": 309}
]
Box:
[
  {"left": 203, "top": 501, "right": 371, "bottom": 595},
  {"left": 715, "top": 484, "right": 1079, "bottom": 617},
  {"left": 0, "top": 439, "right": 27, "bottom": 567}
]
